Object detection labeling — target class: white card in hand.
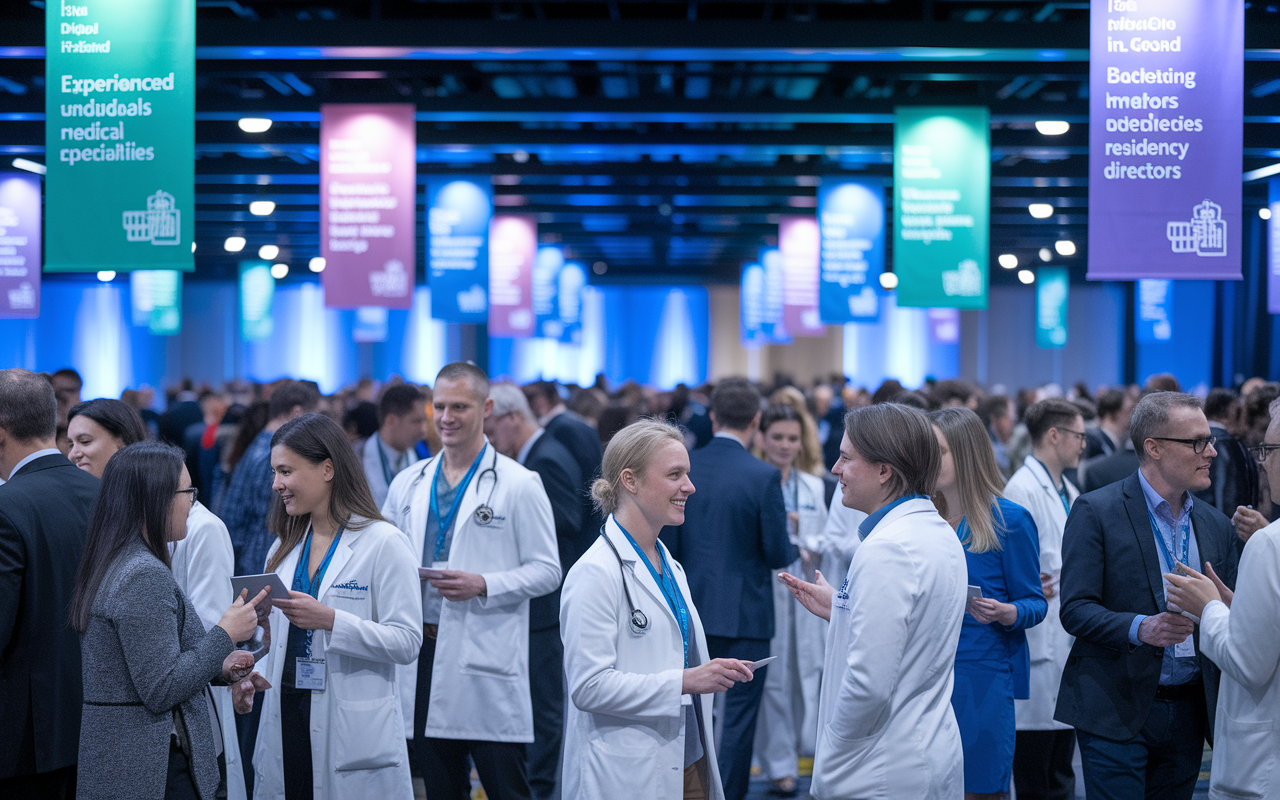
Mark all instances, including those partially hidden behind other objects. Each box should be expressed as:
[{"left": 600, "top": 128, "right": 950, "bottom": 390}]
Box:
[
  {"left": 748, "top": 656, "right": 778, "bottom": 670},
  {"left": 1174, "top": 635, "right": 1196, "bottom": 659}
]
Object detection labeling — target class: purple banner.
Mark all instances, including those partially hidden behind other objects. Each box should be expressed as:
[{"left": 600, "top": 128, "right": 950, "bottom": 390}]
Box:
[
  {"left": 779, "top": 215, "right": 825, "bottom": 337},
  {"left": 0, "top": 172, "right": 40, "bottom": 318},
  {"left": 489, "top": 215, "right": 536, "bottom": 337},
  {"left": 1088, "top": 0, "right": 1243, "bottom": 281},
  {"left": 320, "top": 104, "right": 416, "bottom": 309}
]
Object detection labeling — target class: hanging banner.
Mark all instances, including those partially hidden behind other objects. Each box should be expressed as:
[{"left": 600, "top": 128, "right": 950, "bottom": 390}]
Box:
[
  {"left": 778, "top": 216, "right": 825, "bottom": 336},
  {"left": 533, "top": 246, "right": 564, "bottom": 338},
  {"left": 741, "top": 262, "right": 768, "bottom": 348},
  {"left": 427, "top": 177, "right": 492, "bottom": 323},
  {"left": 240, "top": 260, "right": 275, "bottom": 341},
  {"left": 1135, "top": 278, "right": 1173, "bottom": 343},
  {"left": 557, "top": 261, "right": 587, "bottom": 344},
  {"left": 0, "top": 172, "right": 40, "bottom": 319},
  {"left": 893, "top": 107, "right": 990, "bottom": 310},
  {"left": 1036, "top": 267, "right": 1070, "bottom": 349},
  {"left": 927, "top": 308, "right": 961, "bottom": 344},
  {"left": 1269, "top": 179, "right": 1280, "bottom": 315},
  {"left": 129, "top": 270, "right": 182, "bottom": 335},
  {"left": 320, "top": 104, "right": 416, "bottom": 309},
  {"left": 45, "top": 0, "right": 194, "bottom": 273},
  {"left": 1088, "top": 0, "right": 1243, "bottom": 281},
  {"left": 488, "top": 215, "right": 536, "bottom": 337},
  {"left": 819, "top": 179, "right": 885, "bottom": 323},
  {"left": 759, "top": 247, "right": 790, "bottom": 343},
  {"left": 352, "top": 307, "right": 389, "bottom": 343}
]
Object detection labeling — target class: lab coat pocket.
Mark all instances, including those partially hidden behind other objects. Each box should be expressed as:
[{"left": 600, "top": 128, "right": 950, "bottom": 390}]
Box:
[
  {"left": 460, "top": 608, "right": 521, "bottom": 677},
  {"left": 812, "top": 728, "right": 884, "bottom": 799},
  {"left": 584, "top": 734, "right": 660, "bottom": 796},
  {"left": 332, "top": 694, "right": 403, "bottom": 772},
  {"left": 1211, "top": 715, "right": 1276, "bottom": 798}
]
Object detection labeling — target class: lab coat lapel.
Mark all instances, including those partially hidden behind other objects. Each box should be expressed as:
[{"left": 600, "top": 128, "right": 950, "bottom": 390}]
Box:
[
  {"left": 405, "top": 456, "right": 442, "bottom": 560},
  {"left": 1122, "top": 475, "right": 1168, "bottom": 613},
  {"left": 445, "top": 441, "right": 496, "bottom": 549},
  {"left": 316, "top": 527, "right": 360, "bottom": 600},
  {"left": 603, "top": 518, "right": 677, "bottom": 625},
  {"left": 1024, "top": 456, "right": 1069, "bottom": 530}
]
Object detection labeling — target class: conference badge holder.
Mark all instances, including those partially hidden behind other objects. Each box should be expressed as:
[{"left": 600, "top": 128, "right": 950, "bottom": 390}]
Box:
[{"left": 295, "top": 658, "right": 326, "bottom": 692}]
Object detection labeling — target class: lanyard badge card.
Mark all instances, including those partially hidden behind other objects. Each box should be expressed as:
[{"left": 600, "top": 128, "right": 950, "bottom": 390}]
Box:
[{"left": 293, "top": 527, "right": 344, "bottom": 692}]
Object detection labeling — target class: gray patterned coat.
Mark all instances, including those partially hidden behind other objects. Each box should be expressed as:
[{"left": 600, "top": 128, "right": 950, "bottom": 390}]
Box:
[{"left": 77, "top": 542, "right": 234, "bottom": 800}]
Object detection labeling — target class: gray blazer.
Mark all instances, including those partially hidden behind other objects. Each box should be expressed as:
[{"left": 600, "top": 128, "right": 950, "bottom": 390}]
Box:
[{"left": 77, "top": 542, "right": 234, "bottom": 800}]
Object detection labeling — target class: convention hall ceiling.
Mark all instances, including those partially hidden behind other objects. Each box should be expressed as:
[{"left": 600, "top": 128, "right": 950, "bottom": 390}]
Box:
[{"left": 2, "top": 0, "right": 1278, "bottom": 283}]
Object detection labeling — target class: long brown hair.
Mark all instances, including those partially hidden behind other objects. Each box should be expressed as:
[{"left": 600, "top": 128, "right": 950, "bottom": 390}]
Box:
[
  {"left": 928, "top": 407, "right": 1006, "bottom": 554},
  {"left": 265, "top": 413, "right": 385, "bottom": 572},
  {"left": 767, "top": 386, "right": 825, "bottom": 476}
]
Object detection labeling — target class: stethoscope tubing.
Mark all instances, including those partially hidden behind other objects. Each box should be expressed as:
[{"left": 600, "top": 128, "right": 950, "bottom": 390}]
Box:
[{"left": 402, "top": 446, "right": 501, "bottom": 527}]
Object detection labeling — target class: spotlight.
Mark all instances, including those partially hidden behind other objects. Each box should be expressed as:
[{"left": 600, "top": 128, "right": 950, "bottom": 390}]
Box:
[
  {"left": 1039, "top": 247, "right": 1053, "bottom": 262},
  {"left": 96, "top": 270, "right": 116, "bottom": 282},
  {"left": 224, "top": 236, "right": 246, "bottom": 253},
  {"left": 1017, "top": 269, "right": 1035, "bottom": 285},
  {"left": 879, "top": 272, "right": 899, "bottom": 290},
  {"left": 1262, "top": 207, "right": 1273, "bottom": 221},
  {"left": 270, "top": 263, "right": 289, "bottom": 279},
  {"left": 309, "top": 257, "right": 326, "bottom": 273},
  {"left": 249, "top": 201, "right": 275, "bottom": 216},
  {"left": 1029, "top": 203, "right": 1054, "bottom": 219},
  {"left": 11, "top": 158, "right": 46, "bottom": 175},
  {"left": 191, "top": 241, "right": 197, "bottom": 253},
  {"left": 238, "top": 118, "right": 272, "bottom": 133},
  {"left": 1035, "top": 121, "right": 1070, "bottom": 136},
  {"left": 258, "top": 244, "right": 279, "bottom": 260},
  {"left": 998, "top": 254, "right": 1018, "bottom": 270},
  {"left": 1055, "top": 240, "right": 1077, "bottom": 256}
]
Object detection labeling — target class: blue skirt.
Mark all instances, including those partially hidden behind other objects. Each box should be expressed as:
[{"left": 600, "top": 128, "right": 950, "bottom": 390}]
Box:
[{"left": 951, "top": 659, "right": 1015, "bottom": 793}]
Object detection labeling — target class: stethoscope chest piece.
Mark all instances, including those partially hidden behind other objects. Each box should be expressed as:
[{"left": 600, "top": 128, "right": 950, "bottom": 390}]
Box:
[
  {"left": 474, "top": 504, "right": 495, "bottom": 525},
  {"left": 630, "top": 608, "right": 649, "bottom": 633}
]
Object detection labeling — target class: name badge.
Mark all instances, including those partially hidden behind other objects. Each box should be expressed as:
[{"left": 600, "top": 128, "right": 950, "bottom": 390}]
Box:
[
  {"left": 1174, "top": 636, "right": 1195, "bottom": 659},
  {"left": 296, "top": 658, "right": 326, "bottom": 691}
]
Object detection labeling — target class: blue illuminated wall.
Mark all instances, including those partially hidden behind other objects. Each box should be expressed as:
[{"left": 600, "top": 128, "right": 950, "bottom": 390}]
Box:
[{"left": 1134, "top": 280, "right": 1214, "bottom": 391}]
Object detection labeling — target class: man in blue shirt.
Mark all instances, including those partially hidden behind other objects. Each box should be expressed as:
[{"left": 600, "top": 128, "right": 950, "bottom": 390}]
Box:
[{"left": 1057, "top": 391, "right": 1239, "bottom": 800}]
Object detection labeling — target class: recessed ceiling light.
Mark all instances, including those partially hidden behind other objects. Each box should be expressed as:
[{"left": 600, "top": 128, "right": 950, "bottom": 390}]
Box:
[
  {"left": 11, "top": 157, "right": 46, "bottom": 175},
  {"left": 96, "top": 270, "right": 116, "bottom": 282},
  {"left": 258, "top": 244, "right": 279, "bottom": 260},
  {"left": 224, "top": 236, "right": 246, "bottom": 252},
  {"left": 1029, "top": 203, "right": 1054, "bottom": 219},
  {"left": 249, "top": 201, "right": 275, "bottom": 216},
  {"left": 1034, "top": 120, "right": 1070, "bottom": 136},
  {"left": 1262, "top": 207, "right": 1273, "bottom": 220},
  {"left": 1055, "top": 240, "right": 1077, "bottom": 256},
  {"left": 309, "top": 257, "right": 326, "bottom": 273},
  {"left": 270, "top": 263, "right": 289, "bottom": 279},
  {"left": 191, "top": 241, "right": 197, "bottom": 253},
  {"left": 1039, "top": 247, "right": 1053, "bottom": 262},
  {"left": 1017, "top": 269, "right": 1035, "bottom": 285},
  {"left": 998, "top": 254, "right": 1018, "bottom": 269},
  {"left": 879, "top": 272, "right": 899, "bottom": 290},
  {"left": 238, "top": 118, "right": 272, "bottom": 133}
]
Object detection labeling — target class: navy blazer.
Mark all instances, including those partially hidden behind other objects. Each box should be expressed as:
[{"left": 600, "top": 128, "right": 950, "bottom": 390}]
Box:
[
  {"left": 1055, "top": 471, "right": 1239, "bottom": 742},
  {"left": 661, "top": 436, "right": 795, "bottom": 640},
  {"left": 524, "top": 432, "right": 585, "bottom": 632}
]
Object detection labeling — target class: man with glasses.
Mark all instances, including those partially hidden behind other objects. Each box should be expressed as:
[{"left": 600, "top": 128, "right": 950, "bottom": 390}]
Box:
[{"left": 1055, "top": 391, "right": 1239, "bottom": 800}]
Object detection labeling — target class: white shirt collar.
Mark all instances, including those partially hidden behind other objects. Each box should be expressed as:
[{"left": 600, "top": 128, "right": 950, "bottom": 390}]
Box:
[
  {"left": 516, "top": 428, "right": 545, "bottom": 466},
  {"left": 8, "top": 448, "right": 63, "bottom": 480},
  {"left": 713, "top": 430, "right": 747, "bottom": 448},
  {"left": 537, "top": 404, "right": 568, "bottom": 428}
]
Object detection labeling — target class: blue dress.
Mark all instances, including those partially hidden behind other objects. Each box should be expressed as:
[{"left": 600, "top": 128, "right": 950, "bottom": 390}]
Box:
[{"left": 951, "top": 497, "right": 1047, "bottom": 794}]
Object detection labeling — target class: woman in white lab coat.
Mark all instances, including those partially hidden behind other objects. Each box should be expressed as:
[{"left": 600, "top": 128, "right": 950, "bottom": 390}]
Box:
[
  {"left": 751, "top": 403, "right": 829, "bottom": 793},
  {"left": 780, "top": 403, "right": 967, "bottom": 800},
  {"left": 240, "top": 413, "right": 423, "bottom": 800},
  {"left": 560, "top": 418, "right": 755, "bottom": 800},
  {"left": 1166, "top": 436, "right": 1280, "bottom": 800}
]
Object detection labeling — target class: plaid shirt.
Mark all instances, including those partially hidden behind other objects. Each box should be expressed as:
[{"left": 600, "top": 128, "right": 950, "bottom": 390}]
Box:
[{"left": 220, "top": 429, "right": 276, "bottom": 576}]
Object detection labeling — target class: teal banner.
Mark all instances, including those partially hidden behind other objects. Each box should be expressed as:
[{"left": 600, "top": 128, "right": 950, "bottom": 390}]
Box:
[
  {"left": 240, "top": 261, "right": 275, "bottom": 341},
  {"left": 129, "top": 270, "right": 181, "bottom": 335},
  {"left": 45, "top": 0, "right": 194, "bottom": 273},
  {"left": 1035, "top": 267, "right": 1069, "bottom": 349},
  {"left": 893, "top": 107, "right": 990, "bottom": 309}
]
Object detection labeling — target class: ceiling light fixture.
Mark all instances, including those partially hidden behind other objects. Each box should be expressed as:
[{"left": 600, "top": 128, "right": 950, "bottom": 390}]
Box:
[
  {"left": 998, "top": 254, "right": 1018, "bottom": 269},
  {"left": 1055, "top": 240, "right": 1077, "bottom": 256},
  {"left": 238, "top": 118, "right": 272, "bottom": 133},
  {"left": 249, "top": 201, "right": 275, "bottom": 216},
  {"left": 1034, "top": 120, "right": 1070, "bottom": 136},
  {"left": 1029, "top": 203, "right": 1054, "bottom": 219},
  {"left": 270, "top": 263, "right": 289, "bottom": 279},
  {"left": 1261, "top": 207, "right": 1273, "bottom": 221},
  {"left": 191, "top": 241, "right": 197, "bottom": 253},
  {"left": 258, "top": 244, "right": 279, "bottom": 260},
  {"left": 224, "top": 236, "right": 246, "bottom": 252},
  {"left": 1017, "top": 269, "right": 1035, "bottom": 285},
  {"left": 96, "top": 271, "right": 116, "bottom": 282},
  {"left": 1039, "top": 247, "right": 1053, "bottom": 262},
  {"left": 11, "top": 157, "right": 46, "bottom": 175},
  {"left": 309, "top": 257, "right": 326, "bottom": 273},
  {"left": 879, "top": 272, "right": 899, "bottom": 290}
]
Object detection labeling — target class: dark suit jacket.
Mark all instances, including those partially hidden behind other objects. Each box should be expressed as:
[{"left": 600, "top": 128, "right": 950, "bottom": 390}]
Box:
[
  {"left": 661, "top": 436, "right": 795, "bottom": 640},
  {"left": 524, "top": 432, "right": 585, "bottom": 632},
  {"left": 1055, "top": 471, "right": 1239, "bottom": 742},
  {"left": 1083, "top": 428, "right": 1119, "bottom": 462},
  {"left": 1193, "top": 422, "right": 1258, "bottom": 520},
  {"left": 544, "top": 411, "right": 602, "bottom": 488},
  {"left": 0, "top": 454, "right": 100, "bottom": 777},
  {"left": 1080, "top": 449, "right": 1140, "bottom": 493}
]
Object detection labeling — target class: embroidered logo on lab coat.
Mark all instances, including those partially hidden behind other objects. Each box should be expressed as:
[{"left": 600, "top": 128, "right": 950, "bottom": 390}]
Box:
[
  {"left": 833, "top": 577, "right": 852, "bottom": 611},
  {"left": 330, "top": 579, "right": 369, "bottom": 600}
]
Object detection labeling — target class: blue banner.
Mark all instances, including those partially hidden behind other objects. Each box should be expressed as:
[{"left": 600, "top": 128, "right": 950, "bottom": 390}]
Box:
[
  {"left": 240, "top": 260, "right": 274, "bottom": 341},
  {"left": 819, "top": 179, "right": 885, "bottom": 323},
  {"left": 1035, "top": 267, "right": 1069, "bottom": 349},
  {"left": 533, "top": 246, "right": 564, "bottom": 338},
  {"left": 557, "top": 261, "right": 587, "bottom": 344},
  {"left": 427, "top": 177, "right": 492, "bottom": 323},
  {"left": 1135, "top": 278, "right": 1173, "bottom": 343},
  {"left": 758, "top": 247, "right": 791, "bottom": 343}
]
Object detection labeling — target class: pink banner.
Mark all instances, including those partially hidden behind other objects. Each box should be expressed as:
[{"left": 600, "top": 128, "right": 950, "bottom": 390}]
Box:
[
  {"left": 320, "top": 104, "right": 416, "bottom": 309},
  {"left": 779, "top": 215, "right": 824, "bottom": 337},
  {"left": 488, "top": 214, "right": 536, "bottom": 337}
]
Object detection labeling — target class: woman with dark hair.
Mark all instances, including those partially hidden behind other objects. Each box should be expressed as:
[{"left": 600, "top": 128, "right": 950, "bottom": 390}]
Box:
[
  {"left": 927, "top": 407, "right": 1046, "bottom": 800},
  {"left": 67, "top": 398, "right": 148, "bottom": 479},
  {"left": 72, "top": 441, "right": 268, "bottom": 800},
  {"left": 243, "top": 412, "right": 421, "bottom": 800}
]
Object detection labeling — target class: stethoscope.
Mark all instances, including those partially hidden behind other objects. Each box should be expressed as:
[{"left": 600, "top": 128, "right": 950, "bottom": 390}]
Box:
[
  {"left": 600, "top": 528, "right": 650, "bottom": 634},
  {"left": 400, "top": 445, "right": 501, "bottom": 526}
]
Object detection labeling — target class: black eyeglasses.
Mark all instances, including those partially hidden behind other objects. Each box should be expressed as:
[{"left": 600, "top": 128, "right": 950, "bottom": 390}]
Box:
[
  {"left": 1149, "top": 436, "right": 1217, "bottom": 455},
  {"left": 1249, "top": 443, "right": 1280, "bottom": 463},
  {"left": 176, "top": 487, "right": 199, "bottom": 504},
  {"left": 1056, "top": 428, "right": 1088, "bottom": 441}
]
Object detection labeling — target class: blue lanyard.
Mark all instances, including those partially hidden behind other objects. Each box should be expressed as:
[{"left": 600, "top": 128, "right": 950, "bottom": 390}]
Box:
[
  {"left": 1148, "top": 510, "right": 1190, "bottom": 572},
  {"left": 375, "top": 434, "right": 398, "bottom": 487},
  {"left": 619, "top": 523, "right": 691, "bottom": 667},
  {"left": 429, "top": 445, "right": 487, "bottom": 561},
  {"left": 293, "top": 526, "right": 344, "bottom": 653}
]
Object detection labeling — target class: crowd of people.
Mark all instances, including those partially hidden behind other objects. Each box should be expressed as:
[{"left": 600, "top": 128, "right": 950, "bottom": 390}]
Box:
[{"left": 2, "top": 363, "right": 1280, "bottom": 800}]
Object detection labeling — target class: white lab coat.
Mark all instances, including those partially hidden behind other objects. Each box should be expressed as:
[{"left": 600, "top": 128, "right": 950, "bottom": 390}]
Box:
[
  {"left": 560, "top": 516, "right": 725, "bottom": 800},
  {"left": 169, "top": 502, "right": 246, "bottom": 800},
  {"left": 252, "top": 518, "right": 423, "bottom": 800},
  {"left": 362, "top": 433, "right": 419, "bottom": 510},
  {"left": 811, "top": 498, "right": 966, "bottom": 800},
  {"left": 382, "top": 444, "right": 561, "bottom": 742},
  {"left": 816, "top": 488, "right": 868, "bottom": 589},
  {"left": 1200, "top": 521, "right": 1280, "bottom": 800},
  {"left": 1003, "top": 455, "right": 1078, "bottom": 731},
  {"left": 755, "top": 470, "right": 829, "bottom": 775}
]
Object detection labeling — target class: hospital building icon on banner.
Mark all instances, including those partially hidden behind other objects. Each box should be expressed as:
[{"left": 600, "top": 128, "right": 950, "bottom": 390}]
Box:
[
  {"left": 122, "top": 190, "right": 181, "bottom": 246},
  {"left": 1166, "top": 200, "right": 1227, "bottom": 257}
]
